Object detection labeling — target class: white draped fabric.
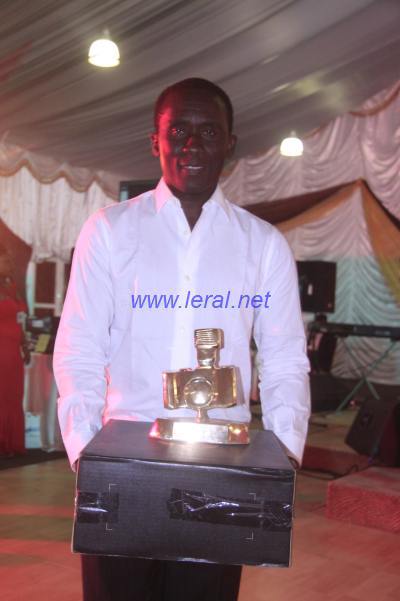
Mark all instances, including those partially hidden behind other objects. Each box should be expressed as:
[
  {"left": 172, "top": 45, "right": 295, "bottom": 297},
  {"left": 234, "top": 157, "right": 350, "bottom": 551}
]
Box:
[
  {"left": 222, "top": 83, "right": 400, "bottom": 220},
  {"left": 0, "top": 139, "right": 120, "bottom": 200},
  {"left": 283, "top": 186, "right": 400, "bottom": 385},
  {"left": 0, "top": 166, "right": 115, "bottom": 261}
]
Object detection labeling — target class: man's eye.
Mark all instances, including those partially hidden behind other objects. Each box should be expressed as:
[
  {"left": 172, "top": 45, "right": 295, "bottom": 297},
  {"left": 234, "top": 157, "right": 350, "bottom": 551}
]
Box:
[
  {"left": 170, "top": 127, "right": 186, "bottom": 138},
  {"left": 202, "top": 127, "right": 217, "bottom": 138}
]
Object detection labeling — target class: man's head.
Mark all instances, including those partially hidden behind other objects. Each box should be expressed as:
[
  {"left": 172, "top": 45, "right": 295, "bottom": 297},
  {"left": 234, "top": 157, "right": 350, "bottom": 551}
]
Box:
[
  {"left": 151, "top": 78, "right": 236, "bottom": 204},
  {"left": 153, "top": 78, "right": 234, "bottom": 134}
]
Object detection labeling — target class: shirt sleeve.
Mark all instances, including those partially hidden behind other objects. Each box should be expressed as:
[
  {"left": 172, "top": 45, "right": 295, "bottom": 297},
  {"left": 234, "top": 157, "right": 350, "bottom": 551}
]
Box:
[
  {"left": 53, "top": 211, "right": 114, "bottom": 469},
  {"left": 253, "top": 227, "right": 311, "bottom": 465}
]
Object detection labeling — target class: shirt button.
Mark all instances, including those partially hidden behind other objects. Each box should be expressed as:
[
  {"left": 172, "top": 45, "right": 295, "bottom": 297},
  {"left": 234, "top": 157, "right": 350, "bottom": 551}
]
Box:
[{"left": 184, "top": 274, "right": 191, "bottom": 282}]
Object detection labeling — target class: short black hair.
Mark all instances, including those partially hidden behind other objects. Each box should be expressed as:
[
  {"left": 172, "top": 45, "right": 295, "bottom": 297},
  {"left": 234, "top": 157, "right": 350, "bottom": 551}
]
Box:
[{"left": 154, "top": 78, "right": 234, "bottom": 133}]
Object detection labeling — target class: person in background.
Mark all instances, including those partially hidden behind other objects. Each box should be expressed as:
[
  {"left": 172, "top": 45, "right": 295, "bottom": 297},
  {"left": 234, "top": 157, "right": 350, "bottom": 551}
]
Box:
[
  {"left": 0, "top": 243, "right": 30, "bottom": 456},
  {"left": 54, "top": 78, "right": 310, "bottom": 601}
]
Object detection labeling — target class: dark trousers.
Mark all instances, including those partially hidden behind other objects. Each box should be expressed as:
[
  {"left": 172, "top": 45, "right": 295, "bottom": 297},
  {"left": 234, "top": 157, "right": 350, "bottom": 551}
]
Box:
[{"left": 81, "top": 555, "right": 242, "bottom": 601}]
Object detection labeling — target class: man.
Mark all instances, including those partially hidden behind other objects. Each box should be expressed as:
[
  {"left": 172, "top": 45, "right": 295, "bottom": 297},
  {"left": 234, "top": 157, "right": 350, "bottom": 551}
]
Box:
[{"left": 54, "top": 78, "right": 310, "bottom": 601}]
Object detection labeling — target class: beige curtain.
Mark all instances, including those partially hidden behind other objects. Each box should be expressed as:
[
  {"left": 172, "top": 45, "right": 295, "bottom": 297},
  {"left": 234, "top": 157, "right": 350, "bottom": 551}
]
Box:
[{"left": 277, "top": 184, "right": 355, "bottom": 233}]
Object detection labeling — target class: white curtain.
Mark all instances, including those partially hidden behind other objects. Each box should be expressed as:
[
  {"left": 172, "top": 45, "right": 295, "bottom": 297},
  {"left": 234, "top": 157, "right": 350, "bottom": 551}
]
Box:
[
  {"left": 0, "top": 166, "right": 115, "bottom": 261},
  {"left": 222, "top": 83, "right": 400, "bottom": 220},
  {"left": 283, "top": 186, "right": 400, "bottom": 385},
  {"left": 0, "top": 139, "right": 119, "bottom": 199}
]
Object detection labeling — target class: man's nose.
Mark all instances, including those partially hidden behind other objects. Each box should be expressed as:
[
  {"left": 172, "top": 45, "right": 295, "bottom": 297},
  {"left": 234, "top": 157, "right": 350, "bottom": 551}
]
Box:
[{"left": 183, "top": 132, "right": 202, "bottom": 152}]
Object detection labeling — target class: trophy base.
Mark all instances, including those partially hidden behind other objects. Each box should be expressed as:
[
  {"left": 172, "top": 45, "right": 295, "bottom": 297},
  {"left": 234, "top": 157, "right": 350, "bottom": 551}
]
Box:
[{"left": 149, "top": 417, "right": 249, "bottom": 445}]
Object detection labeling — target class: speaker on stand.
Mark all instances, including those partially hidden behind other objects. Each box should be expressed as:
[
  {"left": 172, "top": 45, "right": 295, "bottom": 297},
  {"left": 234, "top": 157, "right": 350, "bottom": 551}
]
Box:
[
  {"left": 297, "top": 261, "right": 341, "bottom": 413},
  {"left": 297, "top": 260, "right": 337, "bottom": 314}
]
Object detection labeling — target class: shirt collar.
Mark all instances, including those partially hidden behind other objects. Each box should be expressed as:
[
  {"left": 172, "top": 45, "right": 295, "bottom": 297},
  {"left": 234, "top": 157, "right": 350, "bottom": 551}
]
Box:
[{"left": 153, "top": 178, "right": 231, "bottom": 220}]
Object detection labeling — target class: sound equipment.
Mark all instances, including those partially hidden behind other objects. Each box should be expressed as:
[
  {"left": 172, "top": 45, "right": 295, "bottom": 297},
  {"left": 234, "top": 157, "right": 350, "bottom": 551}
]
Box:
[
  {"left": 296, "top": 261, "right": 336, "bottom": 313},
  {"left": 309, "top": 320, "right": 400, "bottom": 412},
  {"left": 309, "top": 321, "right": 400, "bottom": 341},
  {"left": 346, "top": 397, "right": 400, "bottom": 465},
  {"left": 309, "top": 320, "right": 399, "bottom": 411}
]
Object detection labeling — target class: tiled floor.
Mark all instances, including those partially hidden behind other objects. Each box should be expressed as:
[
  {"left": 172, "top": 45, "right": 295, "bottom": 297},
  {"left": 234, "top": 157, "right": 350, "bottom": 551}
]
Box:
[
  {"left": 1, "top": 415, "right": 400, "bottom": 601},
  {"left": 0, "top": 460, "right": 81, "bottom": 600}
]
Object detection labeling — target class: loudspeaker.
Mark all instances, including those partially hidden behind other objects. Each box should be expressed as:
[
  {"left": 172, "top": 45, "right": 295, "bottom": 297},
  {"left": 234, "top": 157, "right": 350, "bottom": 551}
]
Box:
[
  {"left": 345, "top": 396, "right": 400, "bottom": 464},
  {"left": 297, "top": 261, "right": 336, "bottom": 313}
]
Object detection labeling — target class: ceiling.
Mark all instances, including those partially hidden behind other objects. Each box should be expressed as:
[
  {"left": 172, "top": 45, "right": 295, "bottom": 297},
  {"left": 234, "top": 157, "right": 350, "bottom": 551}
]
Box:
[{"left": 1, "top": 0, "right": 399, "bottom": 180}]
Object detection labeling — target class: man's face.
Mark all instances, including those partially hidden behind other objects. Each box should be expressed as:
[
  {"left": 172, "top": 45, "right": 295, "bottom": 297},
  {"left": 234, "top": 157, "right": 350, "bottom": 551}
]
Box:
[{"left": 151, "top": 88, "right": 236, "bottom": 202}]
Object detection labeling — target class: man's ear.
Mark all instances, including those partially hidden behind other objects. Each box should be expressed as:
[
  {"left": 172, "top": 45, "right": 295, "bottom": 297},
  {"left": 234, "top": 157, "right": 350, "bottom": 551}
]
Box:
[
  {"left": 150, "top": 132, "right": 159, "bottom": 157},
  {"left": 227, "top": 134, "right": 237, "bottom": 158}
]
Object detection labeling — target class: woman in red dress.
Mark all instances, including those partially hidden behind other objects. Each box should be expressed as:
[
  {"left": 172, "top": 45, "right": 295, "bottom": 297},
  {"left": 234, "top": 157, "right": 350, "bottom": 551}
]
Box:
[{"left": 0, "top": 245, "right": 29, "bottom": 456}]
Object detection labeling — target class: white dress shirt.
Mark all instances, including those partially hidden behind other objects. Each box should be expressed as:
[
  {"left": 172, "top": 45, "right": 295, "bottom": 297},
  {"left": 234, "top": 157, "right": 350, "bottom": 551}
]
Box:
[{"left": 54, "top": 178, "right": 310, "bottom": 468}]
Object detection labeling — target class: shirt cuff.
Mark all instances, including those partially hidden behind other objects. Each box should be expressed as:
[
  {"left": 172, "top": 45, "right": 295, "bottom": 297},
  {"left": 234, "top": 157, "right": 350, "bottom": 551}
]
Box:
[{"left": 273, "top": 432, "right": 306, "bottom": 468}]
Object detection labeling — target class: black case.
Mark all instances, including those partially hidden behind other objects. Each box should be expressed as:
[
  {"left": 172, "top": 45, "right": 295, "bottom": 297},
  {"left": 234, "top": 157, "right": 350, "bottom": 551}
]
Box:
[{"left": 73, "top": 420, "right": 295, "bottom": 567}]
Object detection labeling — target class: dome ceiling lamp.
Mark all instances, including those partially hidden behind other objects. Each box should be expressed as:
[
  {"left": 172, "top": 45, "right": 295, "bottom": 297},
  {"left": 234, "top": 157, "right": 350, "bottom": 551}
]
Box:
[
  {"left": 88, "top": 29, "right": 120, "bottom": 68},
  {"left": 280, "top": 131, "right": 304, "bottom": 157}
]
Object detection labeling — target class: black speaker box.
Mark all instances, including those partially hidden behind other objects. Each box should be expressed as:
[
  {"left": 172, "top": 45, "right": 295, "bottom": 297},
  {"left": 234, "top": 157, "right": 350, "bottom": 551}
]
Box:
[
  {"left": 345, "top": 397, "right": 400, "bottom": 465},
  {"left": 297, "top": 261, "right": 336, "bottom": 313}
]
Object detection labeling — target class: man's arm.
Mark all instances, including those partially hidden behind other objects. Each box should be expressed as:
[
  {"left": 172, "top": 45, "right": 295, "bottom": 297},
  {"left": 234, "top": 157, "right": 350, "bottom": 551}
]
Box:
[
  {"left": 53, "top": 212, "right": 113, "bottom": 469},
  {"left": 253, "top": 227, "right": 310, "bottom": 466}
]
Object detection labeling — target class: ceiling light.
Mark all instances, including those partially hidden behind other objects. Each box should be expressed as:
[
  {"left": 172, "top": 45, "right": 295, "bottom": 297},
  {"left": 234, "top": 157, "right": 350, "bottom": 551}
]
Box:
[
  {"left": 88, "top": 30, "right": 120, "bottom": 68},
  {"left": 280, "top": 131, "right": 303, "bottom": 157}
]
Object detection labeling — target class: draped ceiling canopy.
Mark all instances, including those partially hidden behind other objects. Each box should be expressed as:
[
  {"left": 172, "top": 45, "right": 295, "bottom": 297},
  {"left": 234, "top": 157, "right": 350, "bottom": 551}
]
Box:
[{"left": 1, "top": 0, "right": 400, "bottom": 184}]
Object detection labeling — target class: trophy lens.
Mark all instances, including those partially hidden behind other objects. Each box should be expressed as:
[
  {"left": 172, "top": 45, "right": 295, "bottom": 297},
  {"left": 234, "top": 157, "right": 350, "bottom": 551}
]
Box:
[{"left": 183, "top": 377, "right": 214, "bottom": 410}]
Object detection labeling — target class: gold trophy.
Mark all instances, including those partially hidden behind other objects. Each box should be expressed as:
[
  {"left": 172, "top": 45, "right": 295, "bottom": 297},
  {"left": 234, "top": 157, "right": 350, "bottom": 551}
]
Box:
[{"left": 149, "top": 328, "right": 249, "bottom": 444}]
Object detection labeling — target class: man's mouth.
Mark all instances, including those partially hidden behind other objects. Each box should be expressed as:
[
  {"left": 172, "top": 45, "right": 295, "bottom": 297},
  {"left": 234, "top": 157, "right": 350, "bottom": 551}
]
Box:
[{"left": 179, "top": 163, "right": 204, "bottom": 172}]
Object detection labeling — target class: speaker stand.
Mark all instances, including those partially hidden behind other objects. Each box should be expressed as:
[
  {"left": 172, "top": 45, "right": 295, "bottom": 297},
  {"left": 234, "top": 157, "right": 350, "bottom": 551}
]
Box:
[{"left": 335, "top": 339, "right": 397, "bottom": 412}]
